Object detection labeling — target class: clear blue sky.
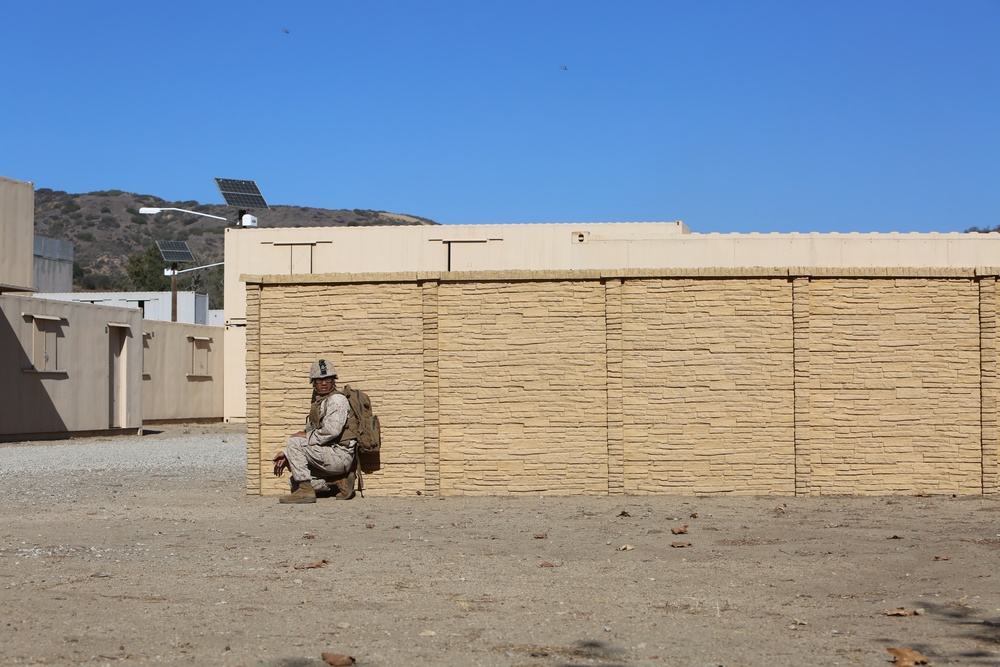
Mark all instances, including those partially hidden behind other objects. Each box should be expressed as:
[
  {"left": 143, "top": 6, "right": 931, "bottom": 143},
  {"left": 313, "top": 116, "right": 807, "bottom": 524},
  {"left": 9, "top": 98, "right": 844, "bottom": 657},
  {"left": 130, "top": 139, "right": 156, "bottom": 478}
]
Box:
[{"left": 2, "top": 1, "right": 998, "bottom": 233}]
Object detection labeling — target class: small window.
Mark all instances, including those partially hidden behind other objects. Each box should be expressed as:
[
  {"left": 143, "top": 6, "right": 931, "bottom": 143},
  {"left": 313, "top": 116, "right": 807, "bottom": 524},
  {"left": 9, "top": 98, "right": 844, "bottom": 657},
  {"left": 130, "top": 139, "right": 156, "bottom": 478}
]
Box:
[
  {"left": 24, "top": 314, "right": 64, "bottom": 373},
  {"left": 187, "top": 335, "right": 212, "bottom": 377}
]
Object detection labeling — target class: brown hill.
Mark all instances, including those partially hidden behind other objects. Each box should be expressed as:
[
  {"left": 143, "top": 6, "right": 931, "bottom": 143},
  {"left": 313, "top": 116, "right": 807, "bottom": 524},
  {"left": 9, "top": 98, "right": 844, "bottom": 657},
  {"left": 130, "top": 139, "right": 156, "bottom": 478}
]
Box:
[{"left": 32, "top": 188, "right": 438, "bottom": 303}]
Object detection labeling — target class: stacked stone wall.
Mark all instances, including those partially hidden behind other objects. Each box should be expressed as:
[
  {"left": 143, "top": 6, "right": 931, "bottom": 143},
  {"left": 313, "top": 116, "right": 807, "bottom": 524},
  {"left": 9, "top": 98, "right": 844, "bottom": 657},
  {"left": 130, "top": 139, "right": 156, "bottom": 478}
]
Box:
[
  {"left": 619, "top": 278, "right": 795, "bottom": 494},
  {"left": 245, "top": 269, "right": 1000, "bottom": 496}
]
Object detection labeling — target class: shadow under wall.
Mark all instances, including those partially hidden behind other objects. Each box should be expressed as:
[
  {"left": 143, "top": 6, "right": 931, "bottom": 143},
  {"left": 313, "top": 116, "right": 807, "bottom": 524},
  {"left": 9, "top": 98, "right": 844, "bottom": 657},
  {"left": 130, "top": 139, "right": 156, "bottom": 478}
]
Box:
[{"left": 0, "top": 312, "right": 67, "bottom": 440}]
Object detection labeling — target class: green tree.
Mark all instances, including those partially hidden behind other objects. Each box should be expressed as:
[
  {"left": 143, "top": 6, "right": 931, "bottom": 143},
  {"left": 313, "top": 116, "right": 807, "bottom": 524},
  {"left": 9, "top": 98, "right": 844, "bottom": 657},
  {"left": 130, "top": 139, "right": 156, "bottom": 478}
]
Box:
[{"left": 124, "top": 245, "right": 171, "bottom": 292}]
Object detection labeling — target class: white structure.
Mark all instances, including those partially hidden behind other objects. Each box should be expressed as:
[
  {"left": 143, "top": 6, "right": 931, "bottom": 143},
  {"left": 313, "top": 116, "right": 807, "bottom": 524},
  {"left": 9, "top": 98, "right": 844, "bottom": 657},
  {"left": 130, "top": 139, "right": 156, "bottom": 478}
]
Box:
[{"left": 35, "top": 291, "right": 209, "bottom": 324}]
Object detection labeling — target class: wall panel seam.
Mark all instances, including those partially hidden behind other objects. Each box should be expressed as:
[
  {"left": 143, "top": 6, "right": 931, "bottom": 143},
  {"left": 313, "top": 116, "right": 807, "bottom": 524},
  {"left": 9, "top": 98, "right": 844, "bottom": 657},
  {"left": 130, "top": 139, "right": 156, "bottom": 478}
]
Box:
[
  {"left": 605, "top": 278, "right": 624, "bottom": 495},
  {"left": 422, "top": 280, "right": 441, "bottom": 495},
  {"left": 793, "top": 277, "right": 810, "bottom": 496},
  {"left": 981, "top": 277, "right": 998, "bottom": 494}
]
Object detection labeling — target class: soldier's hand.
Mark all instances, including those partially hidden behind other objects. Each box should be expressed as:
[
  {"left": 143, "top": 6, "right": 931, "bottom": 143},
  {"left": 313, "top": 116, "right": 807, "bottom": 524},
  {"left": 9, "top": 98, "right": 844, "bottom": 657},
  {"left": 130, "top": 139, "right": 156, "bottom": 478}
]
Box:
[{"left": 273, "top": 452, "right": 288, "bottom": 477}]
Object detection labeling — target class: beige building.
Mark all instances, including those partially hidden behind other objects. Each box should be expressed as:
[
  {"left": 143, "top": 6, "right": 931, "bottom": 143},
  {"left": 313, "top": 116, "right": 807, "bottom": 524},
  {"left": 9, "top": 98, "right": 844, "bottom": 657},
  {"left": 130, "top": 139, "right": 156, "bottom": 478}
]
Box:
[
  {"left": 0, "top": 176, "right": 35, "bottom": 293},
  {"left": 1, "top": 176, "right": 225, "bottom": 439},
  {"left": 0, "top": 291, "right": 143, "bottom": 437},
  {"left": 228, "top": 223, "right": 1000, "bottom": 497},
  {"left": 224, "top": 223, "right": 1000, "bottom": 422}
]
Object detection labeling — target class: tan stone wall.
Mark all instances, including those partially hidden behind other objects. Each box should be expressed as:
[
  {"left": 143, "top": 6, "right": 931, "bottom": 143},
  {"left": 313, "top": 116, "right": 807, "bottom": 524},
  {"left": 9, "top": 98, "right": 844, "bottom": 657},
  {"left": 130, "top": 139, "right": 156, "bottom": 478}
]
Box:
[
  {"left": 245, "top": 269, "right": 1000, "bottom": 496},
  {"left": 806, "top": 278, "right": 983, "bottom": 494},
  {"left": 619, "top": 278, "right": 795, "bottom": 494},
  {"left": 437, "top": 281, "right": 610, "bottom": 494},
  {"left": 250, "top": 281, "right": 427, "bottom": 495}
]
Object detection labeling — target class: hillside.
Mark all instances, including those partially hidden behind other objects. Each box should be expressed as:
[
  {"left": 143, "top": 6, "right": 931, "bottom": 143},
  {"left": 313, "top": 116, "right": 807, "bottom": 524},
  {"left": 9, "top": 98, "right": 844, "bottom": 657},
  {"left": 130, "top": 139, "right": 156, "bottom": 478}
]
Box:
[{"left": 32, "top": 188, "right": 438, "bottom": 303}]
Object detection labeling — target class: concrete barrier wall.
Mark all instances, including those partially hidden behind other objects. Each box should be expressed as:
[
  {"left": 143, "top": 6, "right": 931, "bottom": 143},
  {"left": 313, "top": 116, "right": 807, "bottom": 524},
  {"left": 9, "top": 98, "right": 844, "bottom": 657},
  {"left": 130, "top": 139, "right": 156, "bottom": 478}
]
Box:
[{"left": 245, "top": 268, "right": 1000, "bottom": 496}]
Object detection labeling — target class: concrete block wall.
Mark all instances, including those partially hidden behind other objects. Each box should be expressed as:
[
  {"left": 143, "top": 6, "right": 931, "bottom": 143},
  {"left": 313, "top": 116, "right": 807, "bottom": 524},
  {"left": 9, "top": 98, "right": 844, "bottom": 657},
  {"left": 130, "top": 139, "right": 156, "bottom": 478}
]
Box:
[
  {"left": 804, "top": 275, "right": 983, "bottom": 494},
  {"left": 245, "top": 268, "right": 1000, "bottom": 496},
  {"left": 619, "top": 276, "right": 796, "bottom": 494}
]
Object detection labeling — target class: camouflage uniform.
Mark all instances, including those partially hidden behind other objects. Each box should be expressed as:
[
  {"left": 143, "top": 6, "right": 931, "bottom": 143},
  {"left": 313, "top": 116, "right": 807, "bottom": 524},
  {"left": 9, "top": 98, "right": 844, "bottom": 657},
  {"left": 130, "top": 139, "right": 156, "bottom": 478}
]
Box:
[{"left": 283, "top": 390, "right": 357, "bottom": 493}]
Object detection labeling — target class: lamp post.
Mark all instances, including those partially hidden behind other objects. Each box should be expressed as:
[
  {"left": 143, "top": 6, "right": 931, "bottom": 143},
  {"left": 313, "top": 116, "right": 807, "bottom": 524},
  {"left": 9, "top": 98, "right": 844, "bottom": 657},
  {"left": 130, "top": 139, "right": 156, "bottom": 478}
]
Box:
[{"left": 141, "top": 207, "right": 229, "bottom": 322}]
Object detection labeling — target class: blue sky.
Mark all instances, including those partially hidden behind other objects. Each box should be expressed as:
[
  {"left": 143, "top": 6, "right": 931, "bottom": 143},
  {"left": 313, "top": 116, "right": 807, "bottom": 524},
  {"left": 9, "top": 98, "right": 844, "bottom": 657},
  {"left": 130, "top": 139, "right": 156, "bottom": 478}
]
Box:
[{"left": 2, "top": 1, "right": 998, "bottom": 233}]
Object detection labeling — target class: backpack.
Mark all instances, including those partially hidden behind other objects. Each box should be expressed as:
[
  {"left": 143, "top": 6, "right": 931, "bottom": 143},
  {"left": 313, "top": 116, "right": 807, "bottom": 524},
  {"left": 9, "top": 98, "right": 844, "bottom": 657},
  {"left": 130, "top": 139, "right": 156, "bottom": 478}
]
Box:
[{"left": 339, "top": 384, "right": 381, "bottom": 456}]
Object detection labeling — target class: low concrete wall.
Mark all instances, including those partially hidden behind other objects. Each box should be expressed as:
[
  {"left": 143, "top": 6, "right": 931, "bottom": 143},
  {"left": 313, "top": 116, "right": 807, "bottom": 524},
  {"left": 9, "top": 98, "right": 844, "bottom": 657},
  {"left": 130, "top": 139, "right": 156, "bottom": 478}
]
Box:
[{"left": 244, "top": 268, "right": 1000, "bottom": 497}]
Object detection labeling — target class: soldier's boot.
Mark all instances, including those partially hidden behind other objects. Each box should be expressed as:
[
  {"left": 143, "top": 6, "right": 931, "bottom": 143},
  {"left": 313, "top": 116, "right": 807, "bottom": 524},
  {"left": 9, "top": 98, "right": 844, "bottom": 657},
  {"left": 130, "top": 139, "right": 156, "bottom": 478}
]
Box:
[
  {"left": 279, "top": 479, "right": 317, "bottom": 504},
  {"left": 333, "top": 472, "right": 356, "bottom": 500}
]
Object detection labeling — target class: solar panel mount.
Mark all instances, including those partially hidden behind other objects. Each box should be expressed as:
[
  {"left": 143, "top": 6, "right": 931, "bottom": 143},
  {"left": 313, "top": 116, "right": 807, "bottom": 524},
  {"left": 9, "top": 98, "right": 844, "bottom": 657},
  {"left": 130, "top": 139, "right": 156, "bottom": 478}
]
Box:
[
  {"left": 155, "top": 240, "right": 196, "bottom": 264},
  {"left": 214, "top": 178, "right": 269, "bottom": 209}
]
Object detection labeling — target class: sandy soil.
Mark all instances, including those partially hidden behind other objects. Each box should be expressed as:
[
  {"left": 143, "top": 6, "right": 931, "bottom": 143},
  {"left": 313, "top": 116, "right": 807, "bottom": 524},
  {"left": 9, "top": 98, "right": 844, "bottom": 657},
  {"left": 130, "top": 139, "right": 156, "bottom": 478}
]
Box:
[{"left": 1, "top": 423, "right": 999, "bottom": 666}]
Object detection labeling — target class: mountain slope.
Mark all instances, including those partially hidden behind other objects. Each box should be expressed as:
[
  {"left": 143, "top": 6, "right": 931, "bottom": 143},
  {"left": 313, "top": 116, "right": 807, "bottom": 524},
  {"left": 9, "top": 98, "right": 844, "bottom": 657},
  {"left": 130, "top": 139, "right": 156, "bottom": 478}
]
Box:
[{"left": 32, "top": 188, "right": 438, "bottom": 295}]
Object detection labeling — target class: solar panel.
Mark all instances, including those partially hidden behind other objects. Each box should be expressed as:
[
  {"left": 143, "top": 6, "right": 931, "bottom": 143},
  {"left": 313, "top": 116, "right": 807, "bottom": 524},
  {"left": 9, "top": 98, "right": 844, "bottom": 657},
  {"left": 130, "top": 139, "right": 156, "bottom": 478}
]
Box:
[
  {"left": 214, "top": 178, "right": 269, "bottom": 209},
  {"left": 155, "top": 240, "right": 196, "bottom": 264}
]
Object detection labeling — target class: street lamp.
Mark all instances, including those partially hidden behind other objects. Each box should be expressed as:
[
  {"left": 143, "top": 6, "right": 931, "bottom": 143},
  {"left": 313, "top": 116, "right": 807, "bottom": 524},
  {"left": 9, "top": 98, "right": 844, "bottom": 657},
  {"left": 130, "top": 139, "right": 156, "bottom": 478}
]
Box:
[
  {"left": 138, "top": 207, "right": 229, "bottom": 221},
  {"left": 141, "top": 207, "right": 231, "bottom": 321},
  {"left": 138, "top": 206, "right": 258, "bottom": 227}
]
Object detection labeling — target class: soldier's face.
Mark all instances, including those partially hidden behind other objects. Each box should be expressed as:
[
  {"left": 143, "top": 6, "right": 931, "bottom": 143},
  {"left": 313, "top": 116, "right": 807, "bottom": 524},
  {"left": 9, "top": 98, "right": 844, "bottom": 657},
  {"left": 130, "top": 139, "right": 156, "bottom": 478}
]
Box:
[{"left": 314, "top": 377, "right": 335, "bottom": 393}]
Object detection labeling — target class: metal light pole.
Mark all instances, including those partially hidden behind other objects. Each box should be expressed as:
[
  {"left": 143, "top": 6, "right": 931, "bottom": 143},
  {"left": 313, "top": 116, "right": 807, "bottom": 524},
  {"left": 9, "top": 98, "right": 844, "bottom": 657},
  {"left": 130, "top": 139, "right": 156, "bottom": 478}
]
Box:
[{"left": 170, "top": 263, "right": 178, "bottom": 321}]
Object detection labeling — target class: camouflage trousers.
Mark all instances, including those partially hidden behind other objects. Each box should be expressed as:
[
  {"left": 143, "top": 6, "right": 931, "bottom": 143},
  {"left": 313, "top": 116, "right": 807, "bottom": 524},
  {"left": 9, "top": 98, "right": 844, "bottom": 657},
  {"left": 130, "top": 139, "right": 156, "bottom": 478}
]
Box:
[{"left": 283, "top": 436, "right": 356, "bottom": 492}]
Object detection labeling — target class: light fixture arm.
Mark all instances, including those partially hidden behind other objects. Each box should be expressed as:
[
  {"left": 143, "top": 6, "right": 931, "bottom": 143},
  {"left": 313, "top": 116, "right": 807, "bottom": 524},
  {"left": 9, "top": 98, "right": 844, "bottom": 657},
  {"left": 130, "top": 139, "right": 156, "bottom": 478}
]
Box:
[
  {"left": 139, "top": 207, "right": 229, "bottom": 221},
  {"left": 164, "top": 261, "right": 224, "bottom": 277}
]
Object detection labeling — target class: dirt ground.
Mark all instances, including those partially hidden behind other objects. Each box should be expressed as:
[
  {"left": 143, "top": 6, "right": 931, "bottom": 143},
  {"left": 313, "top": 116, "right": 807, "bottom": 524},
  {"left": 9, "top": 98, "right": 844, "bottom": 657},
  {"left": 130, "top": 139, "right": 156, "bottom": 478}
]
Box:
[{"left": 2, "top": 423, "right": 999, "bottom": 667}]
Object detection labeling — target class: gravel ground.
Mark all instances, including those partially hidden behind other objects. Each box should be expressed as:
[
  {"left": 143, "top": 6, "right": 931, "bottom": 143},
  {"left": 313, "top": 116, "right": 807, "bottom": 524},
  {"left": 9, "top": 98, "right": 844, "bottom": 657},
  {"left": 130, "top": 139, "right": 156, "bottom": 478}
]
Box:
[{"left": 2, "top": 423, "right": 999, "bottom": 667}]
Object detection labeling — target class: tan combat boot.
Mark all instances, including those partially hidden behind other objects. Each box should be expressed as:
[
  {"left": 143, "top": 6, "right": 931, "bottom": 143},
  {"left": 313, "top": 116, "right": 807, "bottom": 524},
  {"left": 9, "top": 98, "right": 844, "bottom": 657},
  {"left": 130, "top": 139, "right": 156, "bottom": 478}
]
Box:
[
  {"left": 279, "top": 479, "right": 317, "bottom": 504},
  {"left": 333, "top": 472, "right": 356, "bottom": 500}
]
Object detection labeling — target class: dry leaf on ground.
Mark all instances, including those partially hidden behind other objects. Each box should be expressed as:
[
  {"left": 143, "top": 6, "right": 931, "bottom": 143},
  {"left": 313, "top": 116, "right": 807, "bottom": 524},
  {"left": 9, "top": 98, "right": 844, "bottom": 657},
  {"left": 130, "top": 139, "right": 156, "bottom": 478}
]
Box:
[
  {"left": 533, "top": 533, "right": 547, "bottom": 539},
  {"left": 887, "top": 647, "right": 932, "bottom": 666},
  {"left": 617, "top": 544, "right": 635, "bottom": 551},
  {"left": 618, "top": 511, "right": 631, "bottom": 517},
  {"left": 293, "top": 559, "right": 329, "bottom": 570},
  {"left": 539, "top": 561, "right": 554, "bottom": 567},
  {"left": 320, "top": 651, "right": 356, "bottom": 666},
  {"left": 689, "top": 512, "right": 699, "bottom": 519},
  {"left": 883, "top": 607, "right": 922, "bottom": 616},
  {"left": 671, "top": 542, "right": 693, "bottom": 548},
  {"left": 933, "top": 556, "right": 950, "bottom": 561},
  {"left": 671, "top": 525, "right": 689, "bottom": 535}
]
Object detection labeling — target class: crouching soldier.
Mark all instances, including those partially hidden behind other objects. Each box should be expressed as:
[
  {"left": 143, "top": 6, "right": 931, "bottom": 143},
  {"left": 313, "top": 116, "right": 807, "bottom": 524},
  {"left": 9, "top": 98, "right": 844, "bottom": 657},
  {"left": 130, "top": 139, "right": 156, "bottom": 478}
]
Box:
[{"left": 272, "top": 358, "right": 357, "bottom": 504}]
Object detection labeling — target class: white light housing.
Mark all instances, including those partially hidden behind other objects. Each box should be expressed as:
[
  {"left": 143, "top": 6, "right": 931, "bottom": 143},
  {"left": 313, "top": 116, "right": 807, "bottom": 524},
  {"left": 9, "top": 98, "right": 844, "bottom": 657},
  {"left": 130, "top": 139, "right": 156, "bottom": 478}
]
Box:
[{"left": 139, "top": 207, "right": 162, "bottom": 214}]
